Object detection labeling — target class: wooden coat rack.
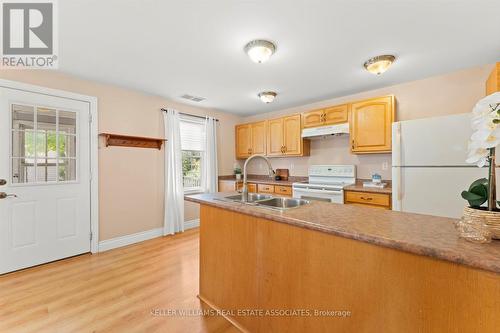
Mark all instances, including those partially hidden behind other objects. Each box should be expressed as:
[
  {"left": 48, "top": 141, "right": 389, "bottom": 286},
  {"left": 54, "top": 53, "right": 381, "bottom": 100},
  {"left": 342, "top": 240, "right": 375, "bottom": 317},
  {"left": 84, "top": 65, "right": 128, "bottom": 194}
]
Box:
[{"left": 100, "top": 133, "right": 166, "bottom": 150}]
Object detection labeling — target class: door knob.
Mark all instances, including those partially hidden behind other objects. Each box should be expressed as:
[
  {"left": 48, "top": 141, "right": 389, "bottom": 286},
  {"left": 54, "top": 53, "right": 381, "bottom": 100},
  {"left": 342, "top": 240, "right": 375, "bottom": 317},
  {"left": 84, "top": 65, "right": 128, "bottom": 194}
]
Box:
[
  {"left": 0, "top": 192, "right": 17, "bottom": 199},
  {"left": 0, "top": 179, "right": 6, "bottom": 186}
]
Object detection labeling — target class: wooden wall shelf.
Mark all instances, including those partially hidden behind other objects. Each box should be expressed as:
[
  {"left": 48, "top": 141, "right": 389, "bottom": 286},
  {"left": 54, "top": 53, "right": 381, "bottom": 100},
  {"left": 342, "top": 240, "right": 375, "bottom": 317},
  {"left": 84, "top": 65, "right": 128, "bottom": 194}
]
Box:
[{"left": 100, "top": 133, "right": 166, "bottom": 150}]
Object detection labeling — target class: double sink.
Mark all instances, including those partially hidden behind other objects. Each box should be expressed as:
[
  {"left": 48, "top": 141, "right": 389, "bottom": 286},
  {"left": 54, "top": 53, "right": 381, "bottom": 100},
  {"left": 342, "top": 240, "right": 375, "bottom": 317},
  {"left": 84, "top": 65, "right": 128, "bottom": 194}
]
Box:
[{"left": 221, "top": 193, "right": 310, "bottom": 210}]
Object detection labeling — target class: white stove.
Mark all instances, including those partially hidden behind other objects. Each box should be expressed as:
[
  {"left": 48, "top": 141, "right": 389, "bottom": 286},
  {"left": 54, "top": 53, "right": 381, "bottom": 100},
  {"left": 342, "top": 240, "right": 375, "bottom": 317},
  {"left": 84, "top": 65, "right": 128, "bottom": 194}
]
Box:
[{"left": 292, "top": 165, "right": 356, "bottom": 204}]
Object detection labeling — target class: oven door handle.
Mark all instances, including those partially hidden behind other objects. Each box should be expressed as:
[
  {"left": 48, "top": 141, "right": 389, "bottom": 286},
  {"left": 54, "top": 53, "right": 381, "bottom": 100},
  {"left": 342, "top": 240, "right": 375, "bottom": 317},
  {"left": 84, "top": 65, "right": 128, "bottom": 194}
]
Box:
[{"left": 293, "top": 188, "right": 343, "bottom": 195}]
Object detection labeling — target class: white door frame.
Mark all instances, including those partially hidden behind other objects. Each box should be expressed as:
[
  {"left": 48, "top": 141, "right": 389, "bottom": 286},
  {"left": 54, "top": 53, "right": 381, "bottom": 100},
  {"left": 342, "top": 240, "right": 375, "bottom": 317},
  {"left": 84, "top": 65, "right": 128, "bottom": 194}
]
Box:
[{"left": 0, "top": 78, "right": 99, "bottom": 253}]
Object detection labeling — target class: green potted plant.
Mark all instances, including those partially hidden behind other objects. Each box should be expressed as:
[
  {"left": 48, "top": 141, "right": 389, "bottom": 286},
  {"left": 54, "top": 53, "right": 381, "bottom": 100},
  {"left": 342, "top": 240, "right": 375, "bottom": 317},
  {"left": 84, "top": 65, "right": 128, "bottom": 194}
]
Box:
[
  {"left": 461, "top": 92, "right": 500, "bottom": 239},
  {"left": 234, "top": 163, "right": 242, "bottom": 180}
]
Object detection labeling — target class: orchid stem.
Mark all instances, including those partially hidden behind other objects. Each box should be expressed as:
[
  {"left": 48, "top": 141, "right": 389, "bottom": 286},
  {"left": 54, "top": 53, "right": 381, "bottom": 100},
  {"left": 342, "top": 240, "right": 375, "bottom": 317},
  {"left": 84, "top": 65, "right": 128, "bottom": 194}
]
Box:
[{"left": 488, "top": 147, "right": 496, "bottom": 211}]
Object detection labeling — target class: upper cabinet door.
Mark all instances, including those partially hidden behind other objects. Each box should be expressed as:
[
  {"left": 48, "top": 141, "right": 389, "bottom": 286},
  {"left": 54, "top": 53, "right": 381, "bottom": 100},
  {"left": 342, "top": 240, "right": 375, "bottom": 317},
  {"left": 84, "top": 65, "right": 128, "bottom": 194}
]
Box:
[
  {"left": 283, "top": 114, "right": 302, "bottom": 155},
  {"left": 350, "top": 96, "right": 395, "bottom": 153},
  {"left": 235, "top": 124, "right": 251, "bottom": 159},
  {"left": 301, "top": 110, "right": 324, "bottom": 128},
  {"left": 267, "top": 118, "right": 284, "bottom": 156},
  {"left": 251, "top": 121, "right": 267, "bottom": 155},
  {"left": 323, "top": 104, "right": 348, "bottom": 125}
]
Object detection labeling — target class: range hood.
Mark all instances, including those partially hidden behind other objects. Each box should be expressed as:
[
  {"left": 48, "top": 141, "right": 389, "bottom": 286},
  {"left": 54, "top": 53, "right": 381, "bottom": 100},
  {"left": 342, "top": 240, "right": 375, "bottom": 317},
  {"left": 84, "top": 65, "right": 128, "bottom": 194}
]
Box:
[{"left": 301, "top": 123, "right": 349, "bottom": 139}]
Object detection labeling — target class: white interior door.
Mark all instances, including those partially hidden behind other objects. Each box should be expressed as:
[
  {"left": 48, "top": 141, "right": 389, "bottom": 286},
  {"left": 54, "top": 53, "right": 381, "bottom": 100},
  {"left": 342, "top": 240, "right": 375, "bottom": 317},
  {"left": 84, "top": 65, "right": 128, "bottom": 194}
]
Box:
[{"left": 0, "top": 87, "right": 91, "bottom": 274}]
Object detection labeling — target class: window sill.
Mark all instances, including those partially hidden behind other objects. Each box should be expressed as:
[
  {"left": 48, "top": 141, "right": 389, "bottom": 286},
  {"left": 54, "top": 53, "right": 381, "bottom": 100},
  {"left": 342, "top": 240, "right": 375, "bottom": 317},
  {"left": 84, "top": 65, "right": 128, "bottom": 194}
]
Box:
[{"left": 184, "top": 188, "right": 204, "bottom": 195}]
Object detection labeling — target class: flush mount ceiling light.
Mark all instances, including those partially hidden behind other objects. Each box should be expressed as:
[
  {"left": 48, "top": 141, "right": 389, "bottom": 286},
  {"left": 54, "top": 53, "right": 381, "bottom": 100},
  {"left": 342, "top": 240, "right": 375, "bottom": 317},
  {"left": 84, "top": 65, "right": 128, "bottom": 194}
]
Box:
[
  {"left": 364, "top": 55, "right": 396, "bottom": 75},
  {"left": 244, "top": 40, "right": 276, "bottom": 63},
  {"left": 258, "top": 91, "right": 277, "bottom": 104}
]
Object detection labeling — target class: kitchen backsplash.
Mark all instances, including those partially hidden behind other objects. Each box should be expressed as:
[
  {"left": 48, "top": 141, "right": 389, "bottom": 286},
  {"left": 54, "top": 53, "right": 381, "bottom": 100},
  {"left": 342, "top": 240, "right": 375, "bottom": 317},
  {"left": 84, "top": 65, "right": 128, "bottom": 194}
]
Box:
[{"left": 238, "top": 136, "right": 392, "bottom": 180}]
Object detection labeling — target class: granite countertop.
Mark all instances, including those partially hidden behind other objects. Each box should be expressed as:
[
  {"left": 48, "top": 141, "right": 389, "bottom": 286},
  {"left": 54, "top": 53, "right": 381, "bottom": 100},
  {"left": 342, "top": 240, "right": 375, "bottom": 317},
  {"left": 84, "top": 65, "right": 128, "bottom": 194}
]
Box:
[
  {"left": 344, "top": 179, "right": 393, "bottom": 194},
  {"left": 218, "top": 175, "right": 307, "bottom": 186},
  {"left": 186, "top": 192, "right": 500, "bottom": 274}
]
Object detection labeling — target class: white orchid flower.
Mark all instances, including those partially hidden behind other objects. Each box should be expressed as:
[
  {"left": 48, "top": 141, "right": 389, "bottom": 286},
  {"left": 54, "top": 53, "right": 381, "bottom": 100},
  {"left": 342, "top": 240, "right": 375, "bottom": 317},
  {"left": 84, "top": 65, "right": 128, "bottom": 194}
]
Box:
[
  {"left": 472, "top": 92, "right": 500, "bottom": 115},
  {"left": 467, "top": 92, "right": 500, "bottom": 167},
  {"left": 466, "top": 147, "right": 489, "bottom": 167}
]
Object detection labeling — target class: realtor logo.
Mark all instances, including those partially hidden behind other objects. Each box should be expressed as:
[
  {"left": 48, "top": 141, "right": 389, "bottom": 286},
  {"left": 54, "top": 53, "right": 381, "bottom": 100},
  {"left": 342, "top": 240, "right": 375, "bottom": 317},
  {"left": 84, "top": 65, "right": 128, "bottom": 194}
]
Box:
[{"left": 1, "top": 0, "right": 58, "bottom": 68}]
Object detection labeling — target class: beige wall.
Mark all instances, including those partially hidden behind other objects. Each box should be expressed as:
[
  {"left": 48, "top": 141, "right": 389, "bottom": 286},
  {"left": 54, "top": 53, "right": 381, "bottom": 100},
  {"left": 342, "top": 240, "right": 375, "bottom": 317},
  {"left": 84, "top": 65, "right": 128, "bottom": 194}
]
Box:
[
  {"left": 241, "top": 64, "right": 494, "bottom": 180},
  {"left": 0, "top": 70, "right": 242, "bottom": 240}
]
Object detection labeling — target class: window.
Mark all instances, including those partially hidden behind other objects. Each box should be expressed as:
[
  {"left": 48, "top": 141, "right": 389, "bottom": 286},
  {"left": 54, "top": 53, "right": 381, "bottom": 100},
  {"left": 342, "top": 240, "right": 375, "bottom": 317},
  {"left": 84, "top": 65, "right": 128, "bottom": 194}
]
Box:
[
  {"left": 11, "top": 104, "right": 77, "bottom": 184},
  {"left": 180, "top": 116, "right": 205, "bottom": 192}
]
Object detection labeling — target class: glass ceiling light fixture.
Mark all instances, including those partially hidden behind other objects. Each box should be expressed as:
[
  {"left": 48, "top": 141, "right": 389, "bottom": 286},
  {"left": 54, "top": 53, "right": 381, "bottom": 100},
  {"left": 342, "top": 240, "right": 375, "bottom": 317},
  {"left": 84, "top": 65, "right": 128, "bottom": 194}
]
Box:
[
  {"left": 364, "top": 55, "right": 396, "bottom": 75},
  {"left": 244, "top": 40, "right": 276, "bottom": 63},
  {"left": 258, "top": 91, "right": 277, "bottom": 104}
]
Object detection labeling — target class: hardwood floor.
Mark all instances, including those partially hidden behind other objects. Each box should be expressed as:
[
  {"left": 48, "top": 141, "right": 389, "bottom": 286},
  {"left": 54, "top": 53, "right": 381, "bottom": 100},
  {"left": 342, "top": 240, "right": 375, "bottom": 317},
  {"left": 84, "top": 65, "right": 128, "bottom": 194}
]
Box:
[{"left": 0, "top": 229, "right": 239, "bottom": 333}]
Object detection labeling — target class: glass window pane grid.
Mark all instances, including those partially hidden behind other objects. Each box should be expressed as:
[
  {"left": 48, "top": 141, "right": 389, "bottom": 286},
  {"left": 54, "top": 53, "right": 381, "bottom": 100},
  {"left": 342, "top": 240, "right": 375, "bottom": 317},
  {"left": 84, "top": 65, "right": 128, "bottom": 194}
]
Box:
[
  {"left": 182, "top": 150, "right": 202, "bottom": 191},
  {"left": 10, "top": 104, "right": 78, "bottom": 184}
]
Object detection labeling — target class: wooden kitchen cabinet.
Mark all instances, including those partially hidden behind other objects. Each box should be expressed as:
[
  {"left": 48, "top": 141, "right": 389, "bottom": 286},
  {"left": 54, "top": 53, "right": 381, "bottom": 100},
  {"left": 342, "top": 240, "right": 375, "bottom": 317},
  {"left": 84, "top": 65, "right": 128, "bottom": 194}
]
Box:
[
  {"left": 267, "top": 114, "right": 310, "bottom": 157},
  {"left": 257, "top": 184, "right": 274, "bottom": 193},
  {"left": 235, "top": 124, "right": 251, "bottom": 159},
  {"left": 344, "top": 190, "right": 391, "bottom": 209},
  {"left": 235, "top": 121, "right": 267, "bottom": 159},
  {"left": 302, "top": 104, "right": 348, "bottom": 128},
  {"left": 486, "top": 62, "right": 500, "bottom": 95},
  {"left": 267, "top": 118, "right": 284, "bottom": 156},
  {"left": 302, "top": 109, "right": 324, "bottom": 128},
  {"left": 218, "top": 180, "right": 238, "bottom": 192},
  {"left": 274, "top": 185, "right": 292, "bottom": 196},
  {"left": 324, "top": 105, "right": 349, "bottom": 124},
  {"left": 236, "top": 182, "right": 257, "bottom": 193},
  {"left": 218, "top": 180, "right": 258, "bottom": 193},
  {"left": 250, "top": 121, "right": 267, "bottom": 155},
  {"left": 350, "top": 96, "right": 395, "bottom": 154}
]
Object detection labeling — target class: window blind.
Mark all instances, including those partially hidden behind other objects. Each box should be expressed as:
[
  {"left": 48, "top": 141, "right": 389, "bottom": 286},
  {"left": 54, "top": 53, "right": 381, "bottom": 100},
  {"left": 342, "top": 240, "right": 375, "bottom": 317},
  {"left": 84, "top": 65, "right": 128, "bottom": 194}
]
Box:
[{"left": 180, "top": 118, "right": 205, "bottom": 151}]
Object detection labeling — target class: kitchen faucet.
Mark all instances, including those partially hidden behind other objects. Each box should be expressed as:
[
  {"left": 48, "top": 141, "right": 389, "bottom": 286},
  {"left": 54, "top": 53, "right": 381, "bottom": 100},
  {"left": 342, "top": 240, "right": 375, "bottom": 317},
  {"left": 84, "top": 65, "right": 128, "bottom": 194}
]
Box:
[{"left": 242, "top": 154, "right": 275, "bottom": 202}]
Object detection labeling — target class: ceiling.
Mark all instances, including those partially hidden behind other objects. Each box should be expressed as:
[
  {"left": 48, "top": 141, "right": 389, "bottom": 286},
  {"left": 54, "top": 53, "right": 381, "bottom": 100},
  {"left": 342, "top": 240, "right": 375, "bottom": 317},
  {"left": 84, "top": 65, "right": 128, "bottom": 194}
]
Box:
[{"left": 59, "top": 0, "right": 500, "bottom": 116}]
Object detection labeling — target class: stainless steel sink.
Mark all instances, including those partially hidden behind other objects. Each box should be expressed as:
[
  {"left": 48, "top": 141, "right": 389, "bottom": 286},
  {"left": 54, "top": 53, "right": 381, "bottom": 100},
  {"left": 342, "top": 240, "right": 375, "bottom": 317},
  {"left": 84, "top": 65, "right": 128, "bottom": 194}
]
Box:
[
  {"left": 256, "top": 197, "right": 310, "bottom": 210},
  {"left": 223, "top": 193, "right": 273, "bottom": 202}
]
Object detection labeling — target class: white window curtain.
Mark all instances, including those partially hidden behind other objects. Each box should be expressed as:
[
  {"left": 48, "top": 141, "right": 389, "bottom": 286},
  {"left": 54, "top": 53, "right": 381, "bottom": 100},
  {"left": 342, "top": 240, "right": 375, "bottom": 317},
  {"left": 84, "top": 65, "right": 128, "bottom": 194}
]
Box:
[
  {"left": 202, "top": 116, "right": 218, "bottom": 193},
  {"left": 163, "top": 109, "right": 184, "bottom": 235}
]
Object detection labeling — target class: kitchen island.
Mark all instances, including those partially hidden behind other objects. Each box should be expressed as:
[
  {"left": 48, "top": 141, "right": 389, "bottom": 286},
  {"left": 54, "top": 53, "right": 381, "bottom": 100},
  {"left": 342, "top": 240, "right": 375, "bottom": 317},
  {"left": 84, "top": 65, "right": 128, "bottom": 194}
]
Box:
[{"left": 186, "top": 192, "right": 500, "bottom": 333}]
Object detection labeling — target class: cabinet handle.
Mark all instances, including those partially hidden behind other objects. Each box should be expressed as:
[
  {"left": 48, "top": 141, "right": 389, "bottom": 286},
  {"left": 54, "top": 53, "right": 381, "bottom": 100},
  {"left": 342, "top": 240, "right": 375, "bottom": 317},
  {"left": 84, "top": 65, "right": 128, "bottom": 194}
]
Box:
[
  {"left": 352, "top": 140, "right": 355, "bottom": 149},
  {"left": 360, "top": 197, "right": 373, "bottom": 201}
]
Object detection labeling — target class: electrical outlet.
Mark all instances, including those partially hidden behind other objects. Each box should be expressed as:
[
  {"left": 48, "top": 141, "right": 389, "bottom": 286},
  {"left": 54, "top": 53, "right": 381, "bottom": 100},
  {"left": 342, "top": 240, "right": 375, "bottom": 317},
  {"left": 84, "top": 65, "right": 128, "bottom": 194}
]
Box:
[
  {"left": 290, "top": 163, "right": 294, "bottom": 170},
  {"left": 382, "top": 161, "right": 389, "bottom": 171}
]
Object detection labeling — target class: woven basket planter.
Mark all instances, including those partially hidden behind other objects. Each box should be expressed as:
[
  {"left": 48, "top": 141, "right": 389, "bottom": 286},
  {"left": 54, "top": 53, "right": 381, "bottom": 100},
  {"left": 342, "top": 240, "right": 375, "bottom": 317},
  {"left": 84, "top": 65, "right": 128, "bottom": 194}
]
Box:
[{"left": 463, "top": 206, "right": 500, "bottom": 240}]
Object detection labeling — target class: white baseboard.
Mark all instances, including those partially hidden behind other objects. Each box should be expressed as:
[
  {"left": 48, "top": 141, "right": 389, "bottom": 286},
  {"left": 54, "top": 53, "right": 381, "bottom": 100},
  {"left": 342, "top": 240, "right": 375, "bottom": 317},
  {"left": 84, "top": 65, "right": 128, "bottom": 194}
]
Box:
[
  {"left": 98, "top": 219, "right": 200, "bottom": 252},
  {"left": 184, "top": 218, "right": 200, "bottom": 230},
  {"left": 98, "top": 227, "right": 163, "bottom": 252}
]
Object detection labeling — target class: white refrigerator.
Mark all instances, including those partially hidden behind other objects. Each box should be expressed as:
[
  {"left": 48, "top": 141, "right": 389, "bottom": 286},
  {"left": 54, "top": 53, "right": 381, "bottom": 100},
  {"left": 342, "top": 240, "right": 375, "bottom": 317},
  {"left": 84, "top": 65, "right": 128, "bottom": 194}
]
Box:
[{"left": 392, "top": 113, "right": 499, "bottom": 218}]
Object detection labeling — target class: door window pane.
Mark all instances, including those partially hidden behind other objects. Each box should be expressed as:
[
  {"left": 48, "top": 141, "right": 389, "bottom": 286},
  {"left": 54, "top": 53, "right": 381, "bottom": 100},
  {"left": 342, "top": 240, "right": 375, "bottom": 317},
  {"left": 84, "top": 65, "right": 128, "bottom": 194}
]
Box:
[
  {"left": 59, "top": 111, "right": 76, "bottom": 134},
  {"left": 11, "top": 130, "right": 35, "bottom": 158},
  {"left": 37, "top": 108, "right": 57, "bottom": 132},
  {"left": 12, "top": 104, "right": 34, "bottom": 130},
  {"left": 10, "top": 105, "right": 78, "bottom": 184},
  {"left": 11, "top": 158, "right": 36, "bottom": 184},
  {"left": 58, "top": 135, "right": 76, "bottom": 158},
  {"left": 58, "top": 159, "right": 76, "bottom": 181},
  {"left": 36, "top": 158, "right": 58, "bottom": 182}
]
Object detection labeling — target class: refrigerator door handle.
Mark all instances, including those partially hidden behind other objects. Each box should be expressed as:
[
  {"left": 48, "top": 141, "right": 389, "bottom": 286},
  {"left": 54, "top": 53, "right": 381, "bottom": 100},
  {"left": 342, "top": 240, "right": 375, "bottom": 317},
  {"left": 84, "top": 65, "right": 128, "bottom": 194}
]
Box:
[{"left": 392, "top": 122, "right": 403, "bottom": 211}]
